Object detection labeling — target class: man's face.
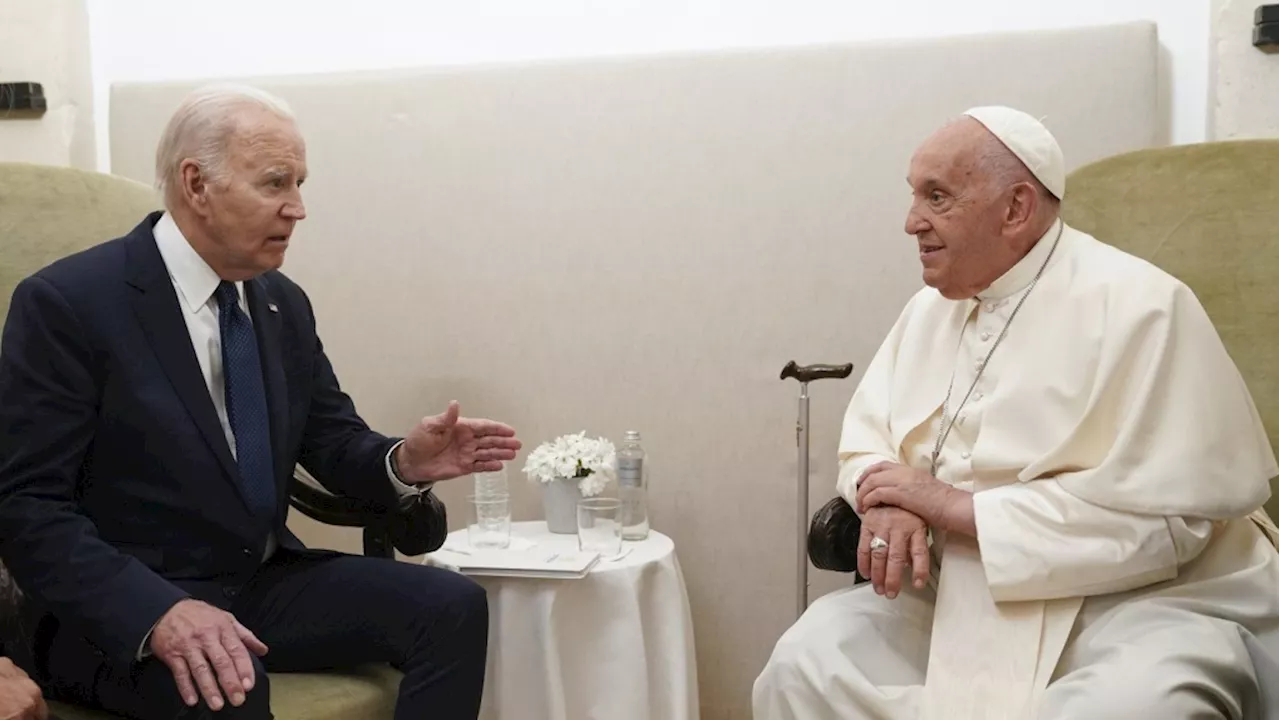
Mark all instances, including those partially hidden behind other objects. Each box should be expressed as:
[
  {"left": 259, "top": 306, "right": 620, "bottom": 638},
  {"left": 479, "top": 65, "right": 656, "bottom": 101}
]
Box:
[
  {"left": 903, "top": 120, "right": 1008, "bottom": 300},
  {"left": 197, "top": 109, "right": 308, "bottom": 281}
]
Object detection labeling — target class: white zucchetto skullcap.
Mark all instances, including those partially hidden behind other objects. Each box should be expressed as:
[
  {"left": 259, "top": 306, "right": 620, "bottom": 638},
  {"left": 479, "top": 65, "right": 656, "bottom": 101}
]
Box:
[{"left": 962, "top": 106, "right": 1065, "bottom": 199}]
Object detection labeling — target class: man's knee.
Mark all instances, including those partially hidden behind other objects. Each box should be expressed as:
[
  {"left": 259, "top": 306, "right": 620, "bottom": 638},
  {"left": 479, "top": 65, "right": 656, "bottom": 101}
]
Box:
[
  {"left": 754, "top": 597, "right": 891, "bottom": 720},
  {"left": 231, "top": 662, "right": 272, "bottom": 719},
  {"left": 102, "top": 656, "right": 273, "bottom": 720},
  {"left": 1044, "top": 612, "right": 1261, "bottom": 720},
  {"left": 757, "top": 584, "right": 931, "bottom": 710},
  {"left": 1043, "top": 663, "right": 1237, "bottom": 720},
  {"left": 753, "top": 631, "right": 814, "bottom": 714},
  {"left": 758, "top": 599, "right": 844, "bottom": 684},
  {"left": 189, "top": 657, "right": 272, "bottom": 720},
  {"left": 442, "top": 571, "right": 488, "bottom": 629},
  {"left": 452, "top": 576, "right": 488, "bottom": 642},
  {"left": 407, "top": 567, "right": 488, "bottom": 646}
]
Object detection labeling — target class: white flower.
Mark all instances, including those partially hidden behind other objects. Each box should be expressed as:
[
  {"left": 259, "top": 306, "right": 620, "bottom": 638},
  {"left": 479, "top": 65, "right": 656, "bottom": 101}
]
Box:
[{"left": 522, "top": 431, "right": 617, "bottom": 497}]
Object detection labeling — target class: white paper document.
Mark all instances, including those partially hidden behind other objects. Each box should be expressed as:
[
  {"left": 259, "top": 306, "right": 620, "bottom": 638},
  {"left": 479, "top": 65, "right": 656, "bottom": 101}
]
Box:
[{"left": 435, "top": 539, "right": 601, "bottom": 579}]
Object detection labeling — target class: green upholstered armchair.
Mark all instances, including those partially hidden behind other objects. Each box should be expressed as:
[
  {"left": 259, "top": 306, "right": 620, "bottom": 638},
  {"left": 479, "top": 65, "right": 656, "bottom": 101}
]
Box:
[
  {"left": 0, "top": 162, "right": 448, "bottom": 719},
  {"left": 808, "top": 139, "right": 1280, "bottom": 575}
]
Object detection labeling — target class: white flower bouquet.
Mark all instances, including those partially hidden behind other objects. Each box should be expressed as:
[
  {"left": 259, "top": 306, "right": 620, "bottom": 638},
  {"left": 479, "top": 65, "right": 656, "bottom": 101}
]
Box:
[{"left": 522, "top": 431, "right": 617, "bottom": 497}]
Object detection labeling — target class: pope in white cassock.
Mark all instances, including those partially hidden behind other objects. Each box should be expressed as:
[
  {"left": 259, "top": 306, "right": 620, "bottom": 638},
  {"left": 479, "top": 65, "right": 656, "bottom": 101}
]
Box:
[{"left": 752, "top": 107, "right": 1280, "bottom": 720}]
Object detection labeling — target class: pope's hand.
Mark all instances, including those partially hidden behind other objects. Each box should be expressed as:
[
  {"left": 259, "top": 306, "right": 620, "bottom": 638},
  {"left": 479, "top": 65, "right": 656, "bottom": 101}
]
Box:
[
  {"left": 396, "top": 401, "right": 522, "bottom": 484},
  {"left": 856, "top": 462, "right": 968, "bottom": 531},
  {"left": 857, "top": 506, "right": 930, "bottom": 599}
]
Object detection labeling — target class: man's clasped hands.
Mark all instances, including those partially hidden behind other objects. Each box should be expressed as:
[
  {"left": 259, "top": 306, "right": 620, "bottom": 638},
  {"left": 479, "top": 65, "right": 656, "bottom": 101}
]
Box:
[{"left": 851, "top": 462, "right": 978, "bottom": 600}]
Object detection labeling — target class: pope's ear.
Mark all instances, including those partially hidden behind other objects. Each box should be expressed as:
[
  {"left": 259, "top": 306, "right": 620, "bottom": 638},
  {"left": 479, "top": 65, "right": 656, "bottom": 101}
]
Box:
[{"left": 1005, "top": 181, "right": 1040, "bottom": 229}]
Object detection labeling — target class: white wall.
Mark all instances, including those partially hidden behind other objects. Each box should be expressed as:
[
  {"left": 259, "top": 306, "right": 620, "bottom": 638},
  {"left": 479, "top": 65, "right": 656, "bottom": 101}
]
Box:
[
  {"left": 87, "top": 0, "right": 1210, "bottom": 172},
  {"left": 0, "top": 0, "right": 95, "bottom": 168},
  {"left": 1208, "top": 0, "right": 1279, "bottom": 138}
]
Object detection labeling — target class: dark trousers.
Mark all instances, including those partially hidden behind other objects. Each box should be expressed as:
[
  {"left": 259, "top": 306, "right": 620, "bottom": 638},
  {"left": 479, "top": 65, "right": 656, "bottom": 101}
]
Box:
[{"left": 39, "top": 550, "right": 489, "bottom": 719}]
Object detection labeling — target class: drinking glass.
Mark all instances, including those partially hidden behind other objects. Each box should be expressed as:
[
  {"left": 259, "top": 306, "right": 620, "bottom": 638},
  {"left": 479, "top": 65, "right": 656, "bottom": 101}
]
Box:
[
  {"left": 577, "top": 498, "right": 622, "bottom": 557},
  {"left": 468, "top": 493, "right": 511, "bottom": 549}
]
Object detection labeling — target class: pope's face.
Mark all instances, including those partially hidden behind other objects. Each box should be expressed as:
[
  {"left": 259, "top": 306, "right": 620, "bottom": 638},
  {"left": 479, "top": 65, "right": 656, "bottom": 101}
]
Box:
[{"left": 903, "top": 120, "right": 1013, "bottom": 300}]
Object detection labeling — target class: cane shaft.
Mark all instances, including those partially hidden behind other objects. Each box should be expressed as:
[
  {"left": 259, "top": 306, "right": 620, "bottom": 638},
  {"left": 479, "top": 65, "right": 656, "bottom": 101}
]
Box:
[{"left": 797, "top": 386, "right": 810, "bottom": 617}]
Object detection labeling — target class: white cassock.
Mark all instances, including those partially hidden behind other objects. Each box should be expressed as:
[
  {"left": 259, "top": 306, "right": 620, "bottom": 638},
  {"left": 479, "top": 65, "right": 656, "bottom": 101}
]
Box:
[{"left": 753, "top": 220, "right": 1279, "bottom": 720}]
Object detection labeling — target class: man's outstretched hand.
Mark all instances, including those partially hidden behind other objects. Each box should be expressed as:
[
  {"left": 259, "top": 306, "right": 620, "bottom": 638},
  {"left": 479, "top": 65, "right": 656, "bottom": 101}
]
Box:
[
  {"left": 149, "top": 599, "right": 268, "bottom": 711},
  {"left": 0, "top": 657, "right": 46, "bottom": 720},
  {"left": 395, "top": 401, "right": 522, "bottom": 484}
]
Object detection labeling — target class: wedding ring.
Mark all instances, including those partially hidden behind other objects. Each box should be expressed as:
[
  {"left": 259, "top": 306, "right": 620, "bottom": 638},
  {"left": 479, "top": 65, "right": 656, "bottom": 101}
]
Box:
[{"left": 869, "top": 536, "right": 889, "bottom": 552}]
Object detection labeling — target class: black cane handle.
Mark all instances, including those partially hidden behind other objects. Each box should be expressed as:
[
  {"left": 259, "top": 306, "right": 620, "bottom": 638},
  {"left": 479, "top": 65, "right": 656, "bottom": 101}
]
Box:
[{"left": 780, "top": 360, "right": 854, "bottom": 383}]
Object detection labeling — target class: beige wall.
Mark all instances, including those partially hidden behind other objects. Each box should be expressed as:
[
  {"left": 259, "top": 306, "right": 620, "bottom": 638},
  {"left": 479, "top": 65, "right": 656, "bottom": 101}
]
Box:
[
  {"left": 0, "top": 0, "right": 95, "bottom": 168},
  {"left": 1208, "top": 0, "right": 1279, "bottom": 139}
]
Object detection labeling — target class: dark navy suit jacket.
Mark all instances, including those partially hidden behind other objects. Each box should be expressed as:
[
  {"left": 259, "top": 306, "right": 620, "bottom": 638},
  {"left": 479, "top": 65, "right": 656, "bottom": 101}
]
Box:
[{"left": 0, "top": 212, "right": 401, "bottom": 667}]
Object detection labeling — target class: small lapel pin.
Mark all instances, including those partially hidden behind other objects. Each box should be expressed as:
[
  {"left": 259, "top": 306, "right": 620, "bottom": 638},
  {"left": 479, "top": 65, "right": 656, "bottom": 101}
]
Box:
[{"left": 267, "top": 303, "right": 279, "bottom": 313}]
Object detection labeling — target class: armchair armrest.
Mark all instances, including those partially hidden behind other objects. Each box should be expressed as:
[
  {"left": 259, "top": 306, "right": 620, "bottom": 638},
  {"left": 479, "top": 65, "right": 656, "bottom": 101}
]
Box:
[
  {"left": 288, "top": 468, "right": 448, "bottom": 558},
  {"left": 808, "top": 497, "right": 862, "bottom": 575},
  {"left": 384, "top": 488, "right": 448, "bottom": 557},
  {"left": 288, "top": 468, "right": 383, "bottom": 527}
]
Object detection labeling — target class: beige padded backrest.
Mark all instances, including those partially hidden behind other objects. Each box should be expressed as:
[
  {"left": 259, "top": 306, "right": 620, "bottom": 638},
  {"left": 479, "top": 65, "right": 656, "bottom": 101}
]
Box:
[
  {"left": 0, "top": 162, "right": 160, "bottom": 325},
  {"left": 1063, "top": 140, "right": 1279, "bottom": 520}
]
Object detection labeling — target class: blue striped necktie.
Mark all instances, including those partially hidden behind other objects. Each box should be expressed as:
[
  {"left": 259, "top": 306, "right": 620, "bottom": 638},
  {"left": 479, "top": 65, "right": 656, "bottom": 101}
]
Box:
[{"left": 215, "top": 281, "right": 277, "bottom": 519}]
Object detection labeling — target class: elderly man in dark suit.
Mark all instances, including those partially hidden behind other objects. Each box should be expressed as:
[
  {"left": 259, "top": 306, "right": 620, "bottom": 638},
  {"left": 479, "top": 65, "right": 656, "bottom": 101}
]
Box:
[{"left": 0, "top": 84, "right": 521, "bottom": 720}]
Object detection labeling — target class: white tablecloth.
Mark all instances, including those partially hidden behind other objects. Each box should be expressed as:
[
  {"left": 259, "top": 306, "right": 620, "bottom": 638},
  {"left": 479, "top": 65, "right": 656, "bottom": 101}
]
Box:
[{"left": 436, "top": 522, "right": 699, "bottom": 720}]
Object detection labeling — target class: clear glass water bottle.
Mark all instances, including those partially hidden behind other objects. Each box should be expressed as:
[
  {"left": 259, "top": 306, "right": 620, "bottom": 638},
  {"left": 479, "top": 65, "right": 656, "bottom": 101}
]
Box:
[{"left": 617, "top": 430, "right": 650, "bottom": 540}]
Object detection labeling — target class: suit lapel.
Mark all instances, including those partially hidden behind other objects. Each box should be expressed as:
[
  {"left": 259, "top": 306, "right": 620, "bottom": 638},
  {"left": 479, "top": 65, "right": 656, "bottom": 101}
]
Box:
[
  {"left": 246, "top": 278, "right": 289, "bottom": 499},
  {"left": 124, "top": 217, "right": 241, "bottom": 485}
]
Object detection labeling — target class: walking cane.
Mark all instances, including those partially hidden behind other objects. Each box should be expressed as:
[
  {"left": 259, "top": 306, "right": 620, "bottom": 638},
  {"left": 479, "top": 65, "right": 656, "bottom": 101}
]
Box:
[{"left": 780, "top": 360, "right": 854, "bottom": 618}]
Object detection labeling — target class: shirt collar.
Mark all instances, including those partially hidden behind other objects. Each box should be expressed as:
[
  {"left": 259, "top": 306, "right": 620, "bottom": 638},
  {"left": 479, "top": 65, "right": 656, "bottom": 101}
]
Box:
[
  {"left": 976, "top": 218, "right": 1063, "bottom": 301},
  {"left": 152, "top": 211, "right": 244, "bottom": 314}
]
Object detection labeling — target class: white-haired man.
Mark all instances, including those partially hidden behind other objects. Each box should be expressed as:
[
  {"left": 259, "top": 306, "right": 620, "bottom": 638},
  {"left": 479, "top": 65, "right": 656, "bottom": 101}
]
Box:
[
  {"left": 0, "top": 84, "right": 521, "bottom": 719},
  {"left": 752, "top": 107, "right": 1279, "bottom": 719}
]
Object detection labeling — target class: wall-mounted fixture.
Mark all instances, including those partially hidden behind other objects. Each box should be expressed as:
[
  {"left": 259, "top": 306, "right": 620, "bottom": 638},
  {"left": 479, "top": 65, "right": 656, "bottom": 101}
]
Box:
[
  {"left": 0, "top": 82, "right": 47, "bottom": 118},
  {"left": 1256, "top": 5, "right": 1278, "bottom": 52}
]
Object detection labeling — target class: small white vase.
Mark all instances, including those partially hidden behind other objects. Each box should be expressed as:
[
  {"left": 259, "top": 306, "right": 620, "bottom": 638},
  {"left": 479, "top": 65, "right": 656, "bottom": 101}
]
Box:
[{"left": 542, "top": 476, "right": 583, "bottom": 534}]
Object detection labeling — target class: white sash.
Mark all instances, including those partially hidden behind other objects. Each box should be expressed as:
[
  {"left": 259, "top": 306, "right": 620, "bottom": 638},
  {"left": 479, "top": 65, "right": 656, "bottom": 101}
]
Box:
[{"left": 919, "top": 518, "right": 1082, "bottom": 718}]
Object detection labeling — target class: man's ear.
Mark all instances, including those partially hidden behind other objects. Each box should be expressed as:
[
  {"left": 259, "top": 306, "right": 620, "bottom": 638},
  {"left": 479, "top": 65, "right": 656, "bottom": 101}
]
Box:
[
  {"left": 1005, "top": 182, "right": 1038, "bottom": 230},
  {"left": 179, "top": 160, "right": 212, "bottom": 217}
]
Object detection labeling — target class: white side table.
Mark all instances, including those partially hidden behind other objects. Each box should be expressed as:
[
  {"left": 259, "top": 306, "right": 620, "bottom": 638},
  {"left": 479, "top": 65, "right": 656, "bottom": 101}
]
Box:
[{"left": 438, "top": 521, "right": 699, "bottom": 720}]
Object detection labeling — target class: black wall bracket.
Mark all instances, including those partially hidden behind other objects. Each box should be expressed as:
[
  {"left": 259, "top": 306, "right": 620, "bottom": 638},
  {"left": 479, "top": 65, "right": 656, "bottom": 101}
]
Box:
[
  {"left": 0, "top": 82, "right": 47, "bottom": 118},
  {"left": 1256, "top": 5, "right": 1278, "bottom": 52}
]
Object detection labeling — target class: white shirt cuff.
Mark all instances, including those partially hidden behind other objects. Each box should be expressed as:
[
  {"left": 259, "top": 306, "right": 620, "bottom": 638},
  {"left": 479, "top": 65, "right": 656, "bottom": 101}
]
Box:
[
  {"left": 385, "top": 440, "right": 423, "bottom": 496},
  {"left": 837, "top": 453, "right": 894, "bottom": 518},
  {"left": 137, "top": 619, "right": 161, "bottom": 661}
]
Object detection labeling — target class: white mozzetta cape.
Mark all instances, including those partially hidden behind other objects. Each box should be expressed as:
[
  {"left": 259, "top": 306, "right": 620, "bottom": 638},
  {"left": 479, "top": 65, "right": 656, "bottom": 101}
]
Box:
[{"left": 841, "top": 222, "right": 1274, "bottom": 517}]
